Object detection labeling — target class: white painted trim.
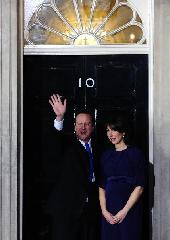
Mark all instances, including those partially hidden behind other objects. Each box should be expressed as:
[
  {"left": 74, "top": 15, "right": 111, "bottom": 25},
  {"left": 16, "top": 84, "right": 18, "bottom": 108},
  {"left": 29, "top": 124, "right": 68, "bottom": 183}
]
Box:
[
  {"left": 24, "top": 44, "right": 150, "bottom": 55},
  {"left": 148, "top": 1, "right": 154, "bottom": 238},
  {"left": 19, "top": 0, "right": 24, "bottom": 240},
  {"left": 0, "top": 1, "right": 18, "bottom": 240},
  {"left": 148, "top": 0, "right": 154, "bottom": 167}
]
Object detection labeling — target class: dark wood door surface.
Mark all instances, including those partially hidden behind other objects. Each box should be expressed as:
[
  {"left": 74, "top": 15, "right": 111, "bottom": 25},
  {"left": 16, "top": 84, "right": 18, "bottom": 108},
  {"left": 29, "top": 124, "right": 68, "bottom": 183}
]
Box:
[{"left": 23, "top": 54, "right": 149, "bottom": 240}]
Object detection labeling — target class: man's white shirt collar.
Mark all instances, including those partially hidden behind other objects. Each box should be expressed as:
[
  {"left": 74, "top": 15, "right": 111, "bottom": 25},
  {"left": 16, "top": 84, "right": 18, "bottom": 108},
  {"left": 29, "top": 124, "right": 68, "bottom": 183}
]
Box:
[{"left": 79, "top": 139, "right": 92, "bottom": 151}]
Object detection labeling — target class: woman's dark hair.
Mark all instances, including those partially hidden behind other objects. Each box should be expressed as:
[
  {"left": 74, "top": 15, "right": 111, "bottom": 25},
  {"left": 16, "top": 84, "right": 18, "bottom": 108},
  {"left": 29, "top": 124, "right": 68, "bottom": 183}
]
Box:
[
  {"left": 105, "top": 111, "right": 130, "bottom": 144},
  {"left": 106, "top": 112, "right": 127, "bottom": 131}
]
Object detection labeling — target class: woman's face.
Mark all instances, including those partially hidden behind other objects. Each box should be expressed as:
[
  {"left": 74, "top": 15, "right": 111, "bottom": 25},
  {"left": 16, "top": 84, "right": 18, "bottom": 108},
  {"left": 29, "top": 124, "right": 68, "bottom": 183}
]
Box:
[{"left": 106, "top": 126, "right": 125, "bottom": 145}]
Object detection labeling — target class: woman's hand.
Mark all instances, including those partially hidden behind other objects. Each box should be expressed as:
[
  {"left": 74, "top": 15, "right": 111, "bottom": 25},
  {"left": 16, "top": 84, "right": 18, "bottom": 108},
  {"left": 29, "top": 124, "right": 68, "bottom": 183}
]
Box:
[
  {"left": 102, "top": 209, "right": 115, "bottom": 224},
  {"left": 113, "top": 186, "right": 144, "bottom": 224},
  {"left": 113, "top": 207, "right": 128, "bottom": 224},
  {"left": 49, "top": 94, "right": 67, "bottom": 121}
]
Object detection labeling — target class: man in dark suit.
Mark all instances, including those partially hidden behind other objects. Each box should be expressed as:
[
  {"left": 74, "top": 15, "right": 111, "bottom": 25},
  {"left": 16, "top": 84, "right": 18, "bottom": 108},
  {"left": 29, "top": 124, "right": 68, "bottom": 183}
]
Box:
[{"left": 46, "top": 94, "right": 100, "bottom": 240}]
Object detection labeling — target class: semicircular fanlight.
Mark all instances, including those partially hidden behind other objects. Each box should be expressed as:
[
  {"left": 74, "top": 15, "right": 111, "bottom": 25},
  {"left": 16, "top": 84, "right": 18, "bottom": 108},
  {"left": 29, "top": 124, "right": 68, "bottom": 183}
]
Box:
[{"left": 25, "top": 0, "right": 146, "bottom": 45}]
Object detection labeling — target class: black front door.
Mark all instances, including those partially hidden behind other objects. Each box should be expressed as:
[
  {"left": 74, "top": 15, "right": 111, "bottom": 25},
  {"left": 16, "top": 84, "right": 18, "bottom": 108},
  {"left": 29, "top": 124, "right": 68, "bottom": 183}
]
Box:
[{"left": 23, "top": 54, "right": 148, "bottom": 240}]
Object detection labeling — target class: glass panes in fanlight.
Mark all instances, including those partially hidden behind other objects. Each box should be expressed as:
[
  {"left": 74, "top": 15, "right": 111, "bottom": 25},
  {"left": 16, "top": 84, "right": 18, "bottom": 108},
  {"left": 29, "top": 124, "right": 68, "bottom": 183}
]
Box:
[{"left": 24, "top": 0, "right": 146, "bottom": 46}]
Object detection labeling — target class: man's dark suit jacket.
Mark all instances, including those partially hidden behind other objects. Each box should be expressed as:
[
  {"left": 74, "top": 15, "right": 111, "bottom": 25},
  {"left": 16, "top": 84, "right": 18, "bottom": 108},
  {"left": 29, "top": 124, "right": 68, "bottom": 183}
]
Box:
[{"left": 44, "top": 129, "right": 100, "bottom": 240}]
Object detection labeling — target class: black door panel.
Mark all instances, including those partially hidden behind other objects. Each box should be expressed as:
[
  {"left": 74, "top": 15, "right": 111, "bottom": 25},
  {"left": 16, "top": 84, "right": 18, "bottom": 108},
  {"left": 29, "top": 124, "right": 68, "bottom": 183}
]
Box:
[{"left": 23, "top": 54, "right": 148, "bottom": 240}]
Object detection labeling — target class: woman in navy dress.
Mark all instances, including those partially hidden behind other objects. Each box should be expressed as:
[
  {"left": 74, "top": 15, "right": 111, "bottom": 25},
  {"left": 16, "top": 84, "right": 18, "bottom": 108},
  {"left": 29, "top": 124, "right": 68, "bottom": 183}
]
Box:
[{"left": 99, "top": 115, "right": 146, "bottom": 240}]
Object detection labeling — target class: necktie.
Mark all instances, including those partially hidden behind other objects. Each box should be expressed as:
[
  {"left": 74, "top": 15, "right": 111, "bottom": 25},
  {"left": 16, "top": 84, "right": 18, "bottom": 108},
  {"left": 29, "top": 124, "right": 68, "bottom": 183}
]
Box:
[{"left": 85, "top": 143, "right": 95, "bottom": 183}]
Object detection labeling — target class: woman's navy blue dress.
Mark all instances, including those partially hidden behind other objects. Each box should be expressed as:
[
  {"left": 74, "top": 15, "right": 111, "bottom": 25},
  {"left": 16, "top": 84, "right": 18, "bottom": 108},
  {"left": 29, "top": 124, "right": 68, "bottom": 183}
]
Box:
[{"left": 100, "top": 146, "right": 145, "bottom": 240}]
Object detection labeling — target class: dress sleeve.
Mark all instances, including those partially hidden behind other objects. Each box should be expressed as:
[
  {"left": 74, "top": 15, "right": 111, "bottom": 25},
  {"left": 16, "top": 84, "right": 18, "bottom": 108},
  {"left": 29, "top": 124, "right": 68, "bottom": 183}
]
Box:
[{"left": 133, "top": 148, "right": 146, "bottom": 187}]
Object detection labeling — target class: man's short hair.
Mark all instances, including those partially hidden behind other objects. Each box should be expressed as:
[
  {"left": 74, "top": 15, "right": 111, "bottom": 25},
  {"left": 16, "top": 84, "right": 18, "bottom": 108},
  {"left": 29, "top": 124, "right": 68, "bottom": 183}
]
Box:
[{"left": 75, "top": 109, "right": 94, "bottom": 125}]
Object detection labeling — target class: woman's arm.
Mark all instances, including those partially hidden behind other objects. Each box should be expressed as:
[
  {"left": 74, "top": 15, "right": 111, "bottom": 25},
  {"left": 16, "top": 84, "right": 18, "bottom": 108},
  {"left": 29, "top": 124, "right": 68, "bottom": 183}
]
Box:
[
  {"left": 99, "top": 187, "right": 116, "bottom": 224},
  {"left": 114, "top": 186, "right": 144, "bottom": 223}
]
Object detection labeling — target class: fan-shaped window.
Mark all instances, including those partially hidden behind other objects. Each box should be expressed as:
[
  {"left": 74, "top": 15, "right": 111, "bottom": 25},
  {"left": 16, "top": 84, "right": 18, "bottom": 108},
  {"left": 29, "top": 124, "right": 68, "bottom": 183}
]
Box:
[{"left": 24, "top": 0, "right": 146, "bottom": 45}]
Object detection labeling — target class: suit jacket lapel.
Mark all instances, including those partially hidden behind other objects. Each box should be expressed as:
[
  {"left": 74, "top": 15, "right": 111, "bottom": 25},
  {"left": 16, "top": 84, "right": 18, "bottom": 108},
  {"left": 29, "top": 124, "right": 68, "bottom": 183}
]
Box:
[{"left": 73, "top": 137, "right": 90, "bottom": 178}]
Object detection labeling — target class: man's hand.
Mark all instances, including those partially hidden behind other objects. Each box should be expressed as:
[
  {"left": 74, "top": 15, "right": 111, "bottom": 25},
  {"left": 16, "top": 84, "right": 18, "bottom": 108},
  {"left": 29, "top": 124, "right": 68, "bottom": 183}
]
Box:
[{"left": 49, "top": 94, "right": 67, "bottom": 121}]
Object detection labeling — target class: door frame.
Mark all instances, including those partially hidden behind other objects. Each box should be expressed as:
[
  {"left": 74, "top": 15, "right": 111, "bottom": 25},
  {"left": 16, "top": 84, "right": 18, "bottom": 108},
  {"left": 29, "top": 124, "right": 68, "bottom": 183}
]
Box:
[
  {"left": 21, "top": 49, "right": 154, "bottom": 240},
  {"left": 0, "top": 0, "right": 155, "bottom": 239},
  {"left": 20, "top": 2, "right": 154, "bottom": 240}
]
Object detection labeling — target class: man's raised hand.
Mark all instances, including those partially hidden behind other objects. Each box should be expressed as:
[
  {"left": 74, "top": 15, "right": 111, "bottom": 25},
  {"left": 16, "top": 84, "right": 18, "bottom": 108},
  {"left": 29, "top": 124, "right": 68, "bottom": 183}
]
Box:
[{"left": 49, "top": 94, "right": 67, "bottom": 121}]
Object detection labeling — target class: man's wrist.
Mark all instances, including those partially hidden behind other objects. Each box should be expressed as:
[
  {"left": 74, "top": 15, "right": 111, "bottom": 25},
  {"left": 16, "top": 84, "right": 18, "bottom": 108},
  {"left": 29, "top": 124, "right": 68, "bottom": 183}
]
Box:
[
  {"left": 56, "top": 115, "right": 64, "bottom": 121},
  {"left": 54, "top": 118, "right": 64, "bottom": 131}
]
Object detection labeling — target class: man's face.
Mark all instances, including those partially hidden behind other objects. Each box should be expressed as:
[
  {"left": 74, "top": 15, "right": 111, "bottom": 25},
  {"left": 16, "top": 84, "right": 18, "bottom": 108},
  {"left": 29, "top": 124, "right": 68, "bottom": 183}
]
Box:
[{"left": 74, "top": 113, "right": 93, "bottom": 143}]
